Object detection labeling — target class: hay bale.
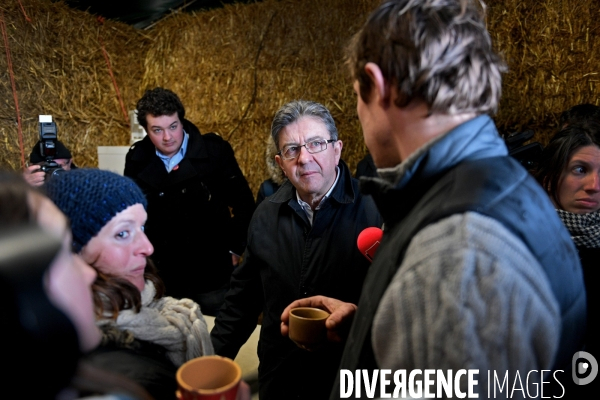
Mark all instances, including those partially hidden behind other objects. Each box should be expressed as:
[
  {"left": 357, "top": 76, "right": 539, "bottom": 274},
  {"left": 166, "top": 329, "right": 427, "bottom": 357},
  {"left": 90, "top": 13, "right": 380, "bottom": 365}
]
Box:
[
  {"left": 0, "top": 0, "right": 149, "bottom": 170},
  {"left": 487, "top": 0, "right": 600, "bottom": 143},
  {"left": 2, "top": 0, "right": 599, "bottom": 195}
]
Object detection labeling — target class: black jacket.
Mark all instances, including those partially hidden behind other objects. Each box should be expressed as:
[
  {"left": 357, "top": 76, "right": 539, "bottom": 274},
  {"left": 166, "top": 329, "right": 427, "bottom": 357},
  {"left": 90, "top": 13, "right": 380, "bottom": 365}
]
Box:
[
  {"left": 255, "top": 178, "right": 281, "bottom": 206},
  {"left": 124, "top": 120, "right": 255, "bottom": 296},
  {"left": 578, "top": 246, "right": 598, "bottom": 353},
  {"left": 83, "top": 339, "right": 177, "bottom": 400},
  {"left": 211, "top": 160, "right": 382, "bottom": 400}
]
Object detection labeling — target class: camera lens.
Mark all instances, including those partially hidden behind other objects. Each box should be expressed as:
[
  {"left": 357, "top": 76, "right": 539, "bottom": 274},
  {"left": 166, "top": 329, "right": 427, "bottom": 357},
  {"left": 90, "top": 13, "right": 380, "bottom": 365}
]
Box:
[{"left": 50, "top": 168, "right": 65, "bottom": 178}]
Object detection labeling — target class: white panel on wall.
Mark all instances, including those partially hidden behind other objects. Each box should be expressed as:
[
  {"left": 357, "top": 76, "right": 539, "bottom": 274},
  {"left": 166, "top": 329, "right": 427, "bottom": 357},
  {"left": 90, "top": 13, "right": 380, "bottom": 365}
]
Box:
[{"left": 97, "top": 146, "right": 130, "bottom": 175}]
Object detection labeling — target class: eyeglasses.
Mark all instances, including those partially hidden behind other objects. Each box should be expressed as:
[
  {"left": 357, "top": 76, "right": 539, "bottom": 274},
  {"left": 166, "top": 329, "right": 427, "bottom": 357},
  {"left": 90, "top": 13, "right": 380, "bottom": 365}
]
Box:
[{"left": 278, "top": 139, "right": 336, "bottom": 160}]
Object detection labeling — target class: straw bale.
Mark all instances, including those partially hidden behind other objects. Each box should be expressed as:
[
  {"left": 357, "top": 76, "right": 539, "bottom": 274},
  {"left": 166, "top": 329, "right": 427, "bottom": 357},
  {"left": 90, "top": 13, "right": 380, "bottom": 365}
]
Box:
[
  {"left": 2, "top": 0, "right": 599, "bottom": 196},
  {"left": 0, "top": 0, "right": 150, "bottom": 170},
  {"left": 487, "top": 0, "right": 600, "bottom": 143}
]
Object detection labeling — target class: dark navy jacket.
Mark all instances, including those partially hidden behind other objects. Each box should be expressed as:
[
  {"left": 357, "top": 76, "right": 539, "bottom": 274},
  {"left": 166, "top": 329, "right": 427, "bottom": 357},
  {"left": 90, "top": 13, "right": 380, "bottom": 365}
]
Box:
[{"left": 212, "top": 160, "right": 382, "bottom": 400}]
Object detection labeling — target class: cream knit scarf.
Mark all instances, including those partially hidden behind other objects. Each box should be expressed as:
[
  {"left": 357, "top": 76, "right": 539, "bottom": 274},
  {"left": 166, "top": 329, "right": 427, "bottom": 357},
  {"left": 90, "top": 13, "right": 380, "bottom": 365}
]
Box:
[{"left": 98, "top": 281, "right": 214, "bottom": 366}]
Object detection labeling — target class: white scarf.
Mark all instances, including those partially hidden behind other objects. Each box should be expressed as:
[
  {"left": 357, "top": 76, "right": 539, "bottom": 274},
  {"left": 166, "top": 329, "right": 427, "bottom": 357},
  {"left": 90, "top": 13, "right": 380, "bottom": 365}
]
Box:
[{"left": 98, "top": 281, "right": 214, "bottom": 366}]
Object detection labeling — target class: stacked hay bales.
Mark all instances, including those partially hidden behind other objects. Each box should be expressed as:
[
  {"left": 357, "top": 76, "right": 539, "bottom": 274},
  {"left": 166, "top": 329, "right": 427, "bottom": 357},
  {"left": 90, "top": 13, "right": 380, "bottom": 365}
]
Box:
[
  {"left": 0, "top": 0, "right": 148, "bottom": 170},
  {"left": 1, "top": 0, "right": 599, "bottom": 194},
  {"left": 487, "top": 0, "right": 600, "bottom": 141}
]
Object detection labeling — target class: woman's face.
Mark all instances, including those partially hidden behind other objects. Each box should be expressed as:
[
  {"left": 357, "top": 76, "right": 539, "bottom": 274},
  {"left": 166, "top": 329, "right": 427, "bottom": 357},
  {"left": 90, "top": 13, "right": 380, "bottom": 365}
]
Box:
[
  {"left": 31, "top": 193, "right": 101, "bottom": 352},
  {"left": 80, "top": 204, "right": 153, "bottom": 292},
  {"left": 556, "top": 144, "right": 600, "bottom": 214}
]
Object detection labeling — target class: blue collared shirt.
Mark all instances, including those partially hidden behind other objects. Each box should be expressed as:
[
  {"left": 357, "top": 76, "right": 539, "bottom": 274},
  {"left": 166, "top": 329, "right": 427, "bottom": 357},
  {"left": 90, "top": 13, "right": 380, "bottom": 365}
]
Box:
[
  {"left": 296, "top": 166, "right": 340, "bottom": 225},
  {"left": 156, "top": 132, "right": 189, "bottom": 172}
]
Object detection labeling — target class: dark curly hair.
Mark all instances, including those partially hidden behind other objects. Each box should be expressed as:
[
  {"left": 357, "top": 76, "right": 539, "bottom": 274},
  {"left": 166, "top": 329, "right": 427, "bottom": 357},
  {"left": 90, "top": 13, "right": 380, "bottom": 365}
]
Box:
[
  {"left": 558, "top": 103, "right": 600, "bottom": 130},
  {"left": 136, "top": 87, "right": 185, "bottom": 131}
]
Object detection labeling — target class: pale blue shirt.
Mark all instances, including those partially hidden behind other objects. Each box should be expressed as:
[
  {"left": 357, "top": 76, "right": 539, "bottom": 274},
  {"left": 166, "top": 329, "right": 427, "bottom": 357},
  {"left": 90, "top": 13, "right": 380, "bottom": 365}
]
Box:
[
  {"left": 156, "top": 132, "right": 189, "bottom": 172},
  {"left": 296, "top": 166, "right": 340, "bottom": 225}
]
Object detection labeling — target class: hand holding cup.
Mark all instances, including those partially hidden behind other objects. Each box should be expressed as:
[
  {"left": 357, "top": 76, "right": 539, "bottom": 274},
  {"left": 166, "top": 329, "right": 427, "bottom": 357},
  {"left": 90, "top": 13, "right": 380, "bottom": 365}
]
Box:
[
  {"left": 281, "top": 295, "right": 358, "bottom": 344},
  {"left": 288, "top": 307, "right": 331, "bottom": 351}
]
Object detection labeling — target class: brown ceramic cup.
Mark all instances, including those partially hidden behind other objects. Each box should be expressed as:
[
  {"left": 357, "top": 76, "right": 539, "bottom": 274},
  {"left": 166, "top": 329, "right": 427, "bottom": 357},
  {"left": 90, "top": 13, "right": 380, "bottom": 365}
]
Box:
[
  {"left": 288, "top": 307, "right": 331, "bottom": 351},
  {"left": 176, "top": 355, "right": 241, "bottom": 400}
]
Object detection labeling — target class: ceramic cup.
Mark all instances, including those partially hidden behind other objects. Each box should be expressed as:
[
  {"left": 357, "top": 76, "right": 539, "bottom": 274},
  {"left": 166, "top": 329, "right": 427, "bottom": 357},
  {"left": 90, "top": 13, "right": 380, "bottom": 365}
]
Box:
[
  {"left": 176, "top": 355, "right": 241, "bottom": 400},
  {"left": 288, "top": 307, "right": 331, "bottom": 351}
]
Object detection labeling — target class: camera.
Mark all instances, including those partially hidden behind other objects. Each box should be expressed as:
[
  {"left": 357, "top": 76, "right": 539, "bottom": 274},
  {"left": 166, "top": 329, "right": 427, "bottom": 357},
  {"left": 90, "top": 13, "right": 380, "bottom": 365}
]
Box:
[
  {"left": 503, "top": 129, "right": 543, "bottom": 171},
  {"left": 36, "top": 115, "right": 66, "bottom": 179},
  {"left": 38, "top": 161, "right": 65, "bottom": 178}
]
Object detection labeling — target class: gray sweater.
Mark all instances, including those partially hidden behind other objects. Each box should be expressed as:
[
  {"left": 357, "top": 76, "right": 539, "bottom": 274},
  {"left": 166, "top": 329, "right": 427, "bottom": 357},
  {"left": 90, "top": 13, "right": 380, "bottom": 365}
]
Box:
[{"left": 372, "top": 212, "right": 560, "bottom": 398}]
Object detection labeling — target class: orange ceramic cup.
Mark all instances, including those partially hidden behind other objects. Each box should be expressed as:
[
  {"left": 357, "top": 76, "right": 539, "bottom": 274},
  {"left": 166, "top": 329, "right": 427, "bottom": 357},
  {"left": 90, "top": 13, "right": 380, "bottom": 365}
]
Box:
[
  {"left": 288, "top": 307, "right": 331, "bottom": 351},
  {"left": 176, "top": 355, "right": 241, "bottom": 400}
]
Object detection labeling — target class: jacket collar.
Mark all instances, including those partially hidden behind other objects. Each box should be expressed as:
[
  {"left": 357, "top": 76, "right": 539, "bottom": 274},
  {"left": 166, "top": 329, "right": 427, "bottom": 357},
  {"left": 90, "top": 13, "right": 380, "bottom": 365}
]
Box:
[
  {"left": 360, "top": 115, "right": 508, "bottom": 224},
  {"left": 362, "top": 115, "right": 507, "bottom": 193},
  {"left": 181, "top": 119, "right": 209, "bottom": 160}
]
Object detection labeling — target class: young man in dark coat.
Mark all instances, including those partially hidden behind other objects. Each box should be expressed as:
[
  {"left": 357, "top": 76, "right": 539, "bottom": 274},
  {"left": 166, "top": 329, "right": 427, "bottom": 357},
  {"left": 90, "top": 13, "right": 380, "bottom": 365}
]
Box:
[
  {"left": 124, "top": 88, "right": 255, "bottom": 316},
  {"left": 211, "top": 100, "right": 382, "bottom": 400}
]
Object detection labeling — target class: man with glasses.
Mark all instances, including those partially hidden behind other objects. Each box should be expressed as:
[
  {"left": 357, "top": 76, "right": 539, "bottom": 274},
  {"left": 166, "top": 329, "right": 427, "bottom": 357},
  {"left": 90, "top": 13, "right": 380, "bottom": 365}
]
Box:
[{"left": 211, "top": 100, "right": 382, "bottom": 400}]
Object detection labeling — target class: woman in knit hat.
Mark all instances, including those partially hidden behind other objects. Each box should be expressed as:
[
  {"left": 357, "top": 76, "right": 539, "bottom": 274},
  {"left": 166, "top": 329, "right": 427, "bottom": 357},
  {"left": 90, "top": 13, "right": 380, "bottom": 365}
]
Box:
[
  {"left": 1, "top": 171, "right": 153, "bottom": 399},
  {"left": 45, "top": 168, "right": 214, "bottom": 399}
]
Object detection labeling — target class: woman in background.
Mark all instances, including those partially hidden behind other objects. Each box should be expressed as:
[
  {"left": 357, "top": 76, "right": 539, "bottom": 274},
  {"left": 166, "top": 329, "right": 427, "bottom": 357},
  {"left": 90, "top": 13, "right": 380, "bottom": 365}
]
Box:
[
  {"left": 535, "top": 121, "right": 600, "bottom": 357},
  {"left": 256, "top": 134, "right": 286, "bottom": 206}
]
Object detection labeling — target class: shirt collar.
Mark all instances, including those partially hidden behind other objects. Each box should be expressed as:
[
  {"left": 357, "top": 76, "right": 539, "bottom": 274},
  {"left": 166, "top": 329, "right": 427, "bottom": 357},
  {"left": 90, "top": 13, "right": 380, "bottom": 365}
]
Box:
[
  {"left": 296, "top": 165, "right": 340, "bottom": 224},
  {"left": 156, "top": 131, "right": 189, "bottom": 172}
]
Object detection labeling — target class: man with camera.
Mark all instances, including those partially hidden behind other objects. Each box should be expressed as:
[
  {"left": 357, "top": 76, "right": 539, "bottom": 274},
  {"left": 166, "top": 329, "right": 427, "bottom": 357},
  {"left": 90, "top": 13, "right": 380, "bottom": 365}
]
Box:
[
  {"left": 23, "top": 116, "right": 75, "bottom": 187},
  {"left": 23, "top": 139, "right": 75, "bottom": 187}
]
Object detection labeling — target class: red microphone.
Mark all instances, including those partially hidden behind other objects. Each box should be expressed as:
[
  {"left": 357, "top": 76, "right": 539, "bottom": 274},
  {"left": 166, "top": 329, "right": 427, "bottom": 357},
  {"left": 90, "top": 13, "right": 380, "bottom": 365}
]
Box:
[{"left": 357, "top": 227, "right": 383, "bottom": 262}]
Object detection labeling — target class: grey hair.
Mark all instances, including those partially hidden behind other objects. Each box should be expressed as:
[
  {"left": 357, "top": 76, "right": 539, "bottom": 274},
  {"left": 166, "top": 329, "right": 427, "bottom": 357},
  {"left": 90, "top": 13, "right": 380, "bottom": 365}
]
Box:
[
  {"left": 270, "top": 100, "right": 338, "bottom": 150},
  {"left": 347, "top": 0, "right": 506, "bottom": 115}
]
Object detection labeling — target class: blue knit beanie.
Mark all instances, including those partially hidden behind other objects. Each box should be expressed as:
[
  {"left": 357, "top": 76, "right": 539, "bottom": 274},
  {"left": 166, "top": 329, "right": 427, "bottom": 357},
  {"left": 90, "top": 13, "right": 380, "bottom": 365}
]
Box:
[{"left": 45, "top": 168, "right": 147, "bottom": 252}]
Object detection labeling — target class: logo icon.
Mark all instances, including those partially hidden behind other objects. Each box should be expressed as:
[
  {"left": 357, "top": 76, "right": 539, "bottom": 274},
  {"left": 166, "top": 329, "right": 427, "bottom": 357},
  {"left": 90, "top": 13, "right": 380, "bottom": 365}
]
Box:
[{"left": 572, "top": 351, "right": 598, "bottom": 385}]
